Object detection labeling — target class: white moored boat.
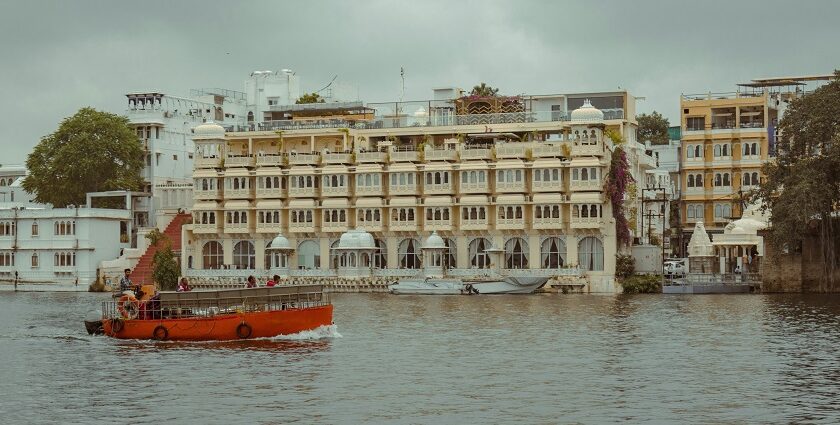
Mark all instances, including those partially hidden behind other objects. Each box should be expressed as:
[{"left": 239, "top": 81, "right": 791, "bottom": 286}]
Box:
[{"left": 388, "top": 232, "right": 549, "bottom": 295}]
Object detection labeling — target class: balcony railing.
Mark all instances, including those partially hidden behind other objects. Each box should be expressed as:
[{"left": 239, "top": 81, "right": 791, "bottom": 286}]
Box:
[
  {"left": 357, "top": 151, "right": 387, "bottom": 163},
  {"left": 225, "top": 155, "right": 255, "bottom": 168},
  {"left": 533, "top": 217, "right": 564, "bottom": 229},
  {"left": 496, "top": 218, "right": 524, "bottom": 229},
  {"left": 424, "top": 219, "right": 453, "bottom": 231},
  {"left": 389, "top": 185, "right": 418, "bottom": 196},
  {"left": 323, "top": 153, "right": 353, "bottom": 164},
  {"left": 194, "top": 189, "right": 222, "bottom": 200},
  {"left": 571, "top": 143, "right": 604, "bottom": 157},
  {"left": 225, "top": 188, "right": 254, "bottom": 199},
  {"left": 425, "top": 149, "right": 458, "bottom": 162},
  {"left": 460, "top": 182, "right": 490, "bottom": 193},
  {"left": 495, "top": 181, "right": 526, "bottom": 193},
  {"left": 391, "top": 150, "right": 419, "bottom": 162},
  {"left": 460, "top": 219, "right": 489, "bottom": 230},
  {"left": 356, "top": 222, "right": 384, "bottom": 232},
  {"left": 255, "top": 187, "right": 285, "bottom": 198},
  {"left": 256, "top": 155, "right": 284, "bottom": 167},
  {"left": 255, "top": 222, "right": 284, "bottom": 233},
  {"left": 288, "top": 187, "right": 318, "bottom": 197},
  {"left": 461, "top": 148, "right": 492, "bottom": 161},
  {"left": 389, "top": 221, "right": 418, "bottom": 231},
  {"left": 532, "top": 144, "right": 566, "bottom": 158},
  {"left": 355, "top": 186, "right": 384, "bottom": 196},
  {"left": 322, "top": 222, "right": 350, "bottom": 232},
  {"left": 288, "top": 153, "right": 320, "bottom": 166},
  {"left": 224, "top": 222, "right": 251, "bottom": 233},
  {"left": 192, "top": 223, "right": 220, "bottom": 233},
  {"left": 195, "top": 156, "right": 221, "bottom": 168},
  {"left": 289, "top": 222, "right": 317, "bottom": 233},
  {"left": 531, "top": 180, "right": 563, "bottom": 191},
  {"left": 570, "top": 217, "right": 603, "bottom": 228},
  {"left": 424, "top": 183, "right": 453, "bottom": 195},
  {"left": 569, "top": 180, "right": 601, "bottom": 191},
  {"left": 495, "top": 145, "right": 528, "bottom": 159},
  {"left": 321, "top": 186, "right": 350, "bottom": 196}
]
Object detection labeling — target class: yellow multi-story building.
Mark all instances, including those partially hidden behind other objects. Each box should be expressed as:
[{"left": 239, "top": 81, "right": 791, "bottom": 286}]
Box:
[
  {"left": 679, "top": 89, "right": 779, "bottom": 239},
  {"left": 182, "top": 90, "right": 644, "bottom": 292}
]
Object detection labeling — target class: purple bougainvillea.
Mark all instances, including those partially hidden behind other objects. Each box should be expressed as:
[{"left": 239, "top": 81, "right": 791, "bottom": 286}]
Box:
[{"left": 604, "top": 147, "right": 633, "bottom": 246}]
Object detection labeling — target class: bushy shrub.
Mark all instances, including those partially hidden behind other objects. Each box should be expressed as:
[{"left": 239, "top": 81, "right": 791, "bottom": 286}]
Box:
[
  {"left": 621, "top": 274, "right": 662, "bottom": 294},
  {"left": 615, "top": 254, "right": 635, "bottom": 278}
]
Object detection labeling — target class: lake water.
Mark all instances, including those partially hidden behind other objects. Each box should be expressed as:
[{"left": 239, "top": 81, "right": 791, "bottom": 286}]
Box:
[{"left": 1, "top": 291, "right": 839, "bottom": 424}]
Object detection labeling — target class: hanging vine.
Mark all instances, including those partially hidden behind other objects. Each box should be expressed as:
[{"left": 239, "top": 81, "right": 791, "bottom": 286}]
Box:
[{"left": 604, "top": 130, "right": 634, "bottom": 247}]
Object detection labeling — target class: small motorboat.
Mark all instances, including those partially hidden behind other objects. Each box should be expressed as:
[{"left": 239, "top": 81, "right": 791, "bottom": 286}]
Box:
[
  {"left": 389, "top": 276, "right": 548, "bottom": 295},
  {"left": 86, "top": 284, "right": 333, "bottom": 341}
]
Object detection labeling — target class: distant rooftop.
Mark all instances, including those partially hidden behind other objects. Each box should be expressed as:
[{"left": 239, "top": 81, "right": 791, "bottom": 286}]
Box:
[{"left": 737, "top": 73, "right": 836, "bottom": 88}]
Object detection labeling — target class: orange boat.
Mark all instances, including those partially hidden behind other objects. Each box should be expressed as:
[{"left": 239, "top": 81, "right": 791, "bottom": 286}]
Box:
[{"left": 86, "top": 284, "right": 333, "bottom": 341}]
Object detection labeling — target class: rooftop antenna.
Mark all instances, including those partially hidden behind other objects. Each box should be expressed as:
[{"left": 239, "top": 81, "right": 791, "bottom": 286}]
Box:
[{"left": 400, "top": 67, "right": 405, "bottom": 103}]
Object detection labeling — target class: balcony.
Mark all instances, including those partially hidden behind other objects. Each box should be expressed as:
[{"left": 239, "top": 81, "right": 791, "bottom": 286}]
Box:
[
  {"left": 194, "top": 188, "right": 222, "bottom": 200},
  {"left": 255, "top": 187, "right": 285, "bottom": 198},
  {"left": 571, "top": 143, "right": 604, "bottom": 157},
  {"left": 684, "top": 187, "right": 705, "bottom": 196},
  {"left": 225, "top": 188, "right": 254, "bottom": 200},
  {"left": 712, "top": 186, "right": 733, "bottom": 196},
  {"left": 323, "top": 153, "right": 353, "bottom": 164},
  {"left": 225, "top": 155, "right": 255, "bottom": 168},
  {"left": 424, "top": 219, "right": 453, "bottom": 232},
  {"left": 533, "top": 217, "right": 564, "bottom": 230},
  {"left": 569, "top": 180, "right": 601, "bottom": 191},
  {"left": 495, "top": 145, "right": 527, "bottom": 159},
  {"left": 424, "top": 183, "right": 453, "bottom": 195},
  {"left": 425, "top": 149, "right": 458, "bottom": 162},
  {"left": 224, "top": 222, "right": 251, "bottom": 234},
  {"left": 289, "top": 153, "right": 320, "bottom": 166},
  {"left": 460, "top": 219, "right": 489, "bottom": 231},
  {"left": 289, "top": 222, "right": 317, "bottom": 233},
  {"left": 532, "top": 144, "right": 566, "bottom": 158},
  {"left": 461, "top": 148, "right": 492, "bottom": 161},
  {"left": 322, "top": 221, "right": 350, "bottom": 233},
  {"left": 389, "top": 221, "right": 418, "bottom": 232},
  {"left": 496, "top": 217, "right": 524, "bottom": 230},
  {"left": 357, "top": 151, "right": 388, "bottom": 163},
  {"left": 460, "top": 182, "right": 490, "bottom": 194},
  {"left": 256, "top": 154, "right": 284, "bottom": 167},
  {"left": 531, "top": 180, "right": 563, "bottom": 192},
  {"left": 255, "top": 222, "right": 284, "bottom": 234},
  {"left": 570, "top": 217, "right": 603, "bottom": 229},
  {"left": 389, "top": 185, "right": 419, "bottom": 196},
  {"left": 357, "top": 221, "right": 384, "bottom": 232},
  {"left": 495, "top": 181, "right": 526, "bottom": 193},
  {"left": 391, "top": 150, "right": 419, "bottom": 162},
  {"left": 355, "top": 186, "right": 384, "bottom": 197},
  {"left": 322, "top": 186, "right": 350, "bottom": 197},
  {"left": 195, "top": 156, "right": 221, "bottom": 168},
  {"left": 288, "top": 187, "right": 318, "bottom": 198},
  {"left": 192, "top": 223, "right": 220, "bottom": 234}
]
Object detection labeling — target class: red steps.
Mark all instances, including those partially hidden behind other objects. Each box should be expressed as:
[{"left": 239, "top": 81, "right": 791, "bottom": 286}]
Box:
[{"left": 129, "top": 213, "right": 190, "bottom": 286}]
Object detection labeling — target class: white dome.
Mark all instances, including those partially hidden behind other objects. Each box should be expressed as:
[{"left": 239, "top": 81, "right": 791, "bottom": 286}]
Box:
[
  {"left": 337, "top": 229, "right": 376, "bottom": 250},
  {"left": 413, "top": 107, "right": 428, "bottom": 117},
  {"left": 423, "top": 231, "right": 446, "bottom": 250},
  {"left": 570, "top": 99, "right": 604, "bottom": 123},
  {"left": 193, "top": 120, "right": 225, "bottom": 139},
  {"left": 267, "top": 234, "right": 292, "bottom": 251}
]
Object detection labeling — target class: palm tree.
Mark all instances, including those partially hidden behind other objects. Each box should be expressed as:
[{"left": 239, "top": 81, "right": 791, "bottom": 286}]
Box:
[{"left": 470, "top": 83, "right": 499, "bottom": 97}]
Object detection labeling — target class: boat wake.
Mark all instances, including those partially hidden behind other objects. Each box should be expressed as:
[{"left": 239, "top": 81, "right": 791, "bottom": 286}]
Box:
[{"left": 269, "top": 324, "right": 342, "bottom": 341}]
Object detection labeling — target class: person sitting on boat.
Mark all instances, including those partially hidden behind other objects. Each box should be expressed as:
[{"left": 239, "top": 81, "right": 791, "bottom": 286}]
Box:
[
  {"left": 265, "top": 274, "right": 280, "bottom": 287},
  {"left": 245, "top": 275, "right": 257, "bottom": 288},
  {"left": 177, "top": 277, "right": 192, "bottom": 292}
]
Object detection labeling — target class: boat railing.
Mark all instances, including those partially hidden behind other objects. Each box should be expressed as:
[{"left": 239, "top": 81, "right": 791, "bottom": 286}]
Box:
[{"left": 102, "top": 286, "right": 329, "bottom": 320}]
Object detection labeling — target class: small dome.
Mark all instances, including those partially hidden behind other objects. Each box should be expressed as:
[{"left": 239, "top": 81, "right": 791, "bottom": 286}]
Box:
[
  {"left": 267, "top": 234, "right": 292, "bottom": 251},
  {"left": 730, "top": 225, "right": 749, "bottom": 235},
  {"left": 337, "top": 229, "right": 376, "bottom": 250},
  {"left": 423, "top": 231, "right": 446, "bottom": 250},
  {"left": 193, "top": 120, "right": 225, "bottom": 139},
  {"left": 413, "top": 107, "right": 428, "bottom": 117},
  {"left": 570, "top": 99, "right": 604, "bottom": 123}
]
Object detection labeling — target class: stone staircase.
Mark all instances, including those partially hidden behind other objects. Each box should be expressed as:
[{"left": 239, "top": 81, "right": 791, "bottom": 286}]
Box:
[{"left": 129, "top": 213, "right": 190, "bottom": 286}]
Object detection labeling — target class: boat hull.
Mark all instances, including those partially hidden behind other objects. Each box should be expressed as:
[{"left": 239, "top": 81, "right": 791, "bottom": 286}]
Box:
[
  {"left": 389, "top": 278, "right": 465, "bottom": 295},
  {"left": 101, "top": 305, "right": 333, "bottom": 341},
  {"left": 389, "top": 276, "right": 549, "bottom": 295}
]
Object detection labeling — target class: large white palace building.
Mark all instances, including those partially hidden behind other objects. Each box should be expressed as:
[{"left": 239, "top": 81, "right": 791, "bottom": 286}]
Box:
[{"left": 181, "top": 89, "right": 648, "bottom": 292}]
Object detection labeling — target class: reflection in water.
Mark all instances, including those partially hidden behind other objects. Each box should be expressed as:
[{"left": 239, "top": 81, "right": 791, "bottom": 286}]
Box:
[{"left": 1, "top": 291, "right": 840, "bottom": 423}]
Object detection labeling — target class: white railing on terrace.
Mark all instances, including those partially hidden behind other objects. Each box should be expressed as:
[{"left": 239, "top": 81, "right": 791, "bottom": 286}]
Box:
[
  {"left": 323, "top": 153, "right": 353, "bottom": 164},
  {"left": 355, "top": 186, "right": 384, "bottom": 196},
  {"left": 257, "top": 154, "right": 284, "bottom": 166},
  {"left": 460, "top": 182, "right": 490, "bottom": 192},
  {"left": 531, "top": 180, "right": 563, "bottom": 190},
  {"left": 425, "top": 149, "right": 458, "bottom": 161},
  {"left": 389, "top": 221, "right": 418, "bottom": 231},
  {"left": 357, "top": 151, "right": 387, "bottom": 163},
  {"left": 224, "top": 222, "right": 251, "bottom": 232},
  {"left": 460, "top": 219, "right": 489, "bottom": 229},
  {"left": 391, "top": 150, "right": 419, "bottom": 162},
  {"left": 289, "top": 153, "right": 320, "bottom": 165},
  {"left": 196, "top": 156, "right": 221, "bottom": 168},
  {"left": 571, "top": 217, "right": 603, "bottom": 228},
  {"left": 569, "top": 180, "right": 601, "bottom": 190},
  {"left": 461, "top": 148, "right": 492, "bottom": 160},
  {"left": 321, "top": 186, "right": 349, "bottom": 196},
  {"left": 496, "top": 145, "right": 527, "bottom": 158},
  {"left": 424, "top": 183, "right": 453, "bottom": 194},
  {"left": 288, "top": 187, "right": 318, "bottom": 197},
  {"left": 389, "top": 185, "right": 418, "bottom": 195},
  {"left": 571, "top": 143, "right": 604, "bottom": 156},
  {"left": 532, "top": 144, "right": 566, "bottom": 157},
  {"left": 226, "top": 155, "right": 255, "bottom": 167},
  {"left": 533, "top": 217, "right": 564, "bottom": 229},
  {"left": 255, "top": 187, "right": 285, "bottom": 198},
  {"left": 495, "top": 181, "right": 526, "bottom": 192}
]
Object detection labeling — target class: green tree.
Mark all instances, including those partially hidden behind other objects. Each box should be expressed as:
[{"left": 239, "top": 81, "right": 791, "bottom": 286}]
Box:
[
  {"left": 296, "top": 92, "right": 325, "bottom": 104},
  {"left": 469, "top": 83, "right": 499, "bottom": 97},
  {"left": 754, "top": 71, "right": 840, "bottom": 291},
  {"left": 23, "top": 107, "right": 143, "bottom": 207},
  {"left": 146, "top": 229, "right": 179, "bottom": 291},
  {"left": 637, "top": 111, "right": 670, "bottom": 145}
]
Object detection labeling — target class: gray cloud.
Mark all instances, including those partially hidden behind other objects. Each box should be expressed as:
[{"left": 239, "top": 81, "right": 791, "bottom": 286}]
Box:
[{"left": 1, "top": 0, "right": 838, "bottom": 163}]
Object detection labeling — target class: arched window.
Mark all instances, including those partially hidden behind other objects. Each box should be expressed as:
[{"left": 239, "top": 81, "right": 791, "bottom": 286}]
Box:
[
  {"left": 298, "top": 240, "right": 320, "bottom": 269},
  {"left": 743, "top": 143, "right": 750, "bottom": 156},
  {"left": 715, "top": 204, "right": 722, "bottom": 218},
  {"left": 722, "top": 144, "right": 729, "bottom": 156},
  {"left": 751, "top": 143, "right": 758, "bottom": 155},
  {"left": 723, "top": 204, "right": 732, "bottom": 218},
  {"left": 696, "top": 174, "right": 703, "bottom": 187},
  {"left": 264, "top": 241, "right": 274, "bottom": 270},
  {"left": 687, "top": 146, "right": 694, "bottom": 158},
  {"left": 743, "top": 173, "right": 751, "bottom": 186},
  {"left": 504, "top": 237, "right": 528, "bottom": 269},
  {"left": 233, "top": 240, "right": 255, "bottom": 269},
  {"left": 442, "top": 238, "right": 456, "bottom": 269},
  {"left": 578, "top": 237, "right": 604, "bottom": 271},
  {"left": 398, "top": 238, "right": 421, "bottom": 269},
  {"left": 202, "top": 241, "right": 223, "bottom": 269},
  {"left": 31, "top": 222, "right": 38, "bottom": 237},
  {"left": 715, "top": 174, "right": 722, "bottom": 187},
  {"left": 695, "top": 145, "right": 701, "bottom": 158},
  {"left": 688, "top": 175, "right": 695, "bottom": 187},
  {"left": 723, "top": 173, "right": 730, "bottom": 186},
  {"left": 541, "top": 237, "right": 566, "bottom": 268},
  {"left": 469, "top": 237, "right": 491, "bottom": 269},
  {"left": 714, "top": 145, "right": 721, "bottom": 157},
  {"left": 330, "top": 239, "right": 341, "bottom": 269}
]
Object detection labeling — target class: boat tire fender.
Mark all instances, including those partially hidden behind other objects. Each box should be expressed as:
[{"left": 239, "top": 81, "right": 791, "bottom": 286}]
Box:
[
  {"left": 110, "top": 318, "right": 124, "bottom": 334},
  {"left": 236, "top": 322, "right": 253, "bottom": 339},
  {"left": 153, "top": 325, "right": 169, "bottom": 341}
]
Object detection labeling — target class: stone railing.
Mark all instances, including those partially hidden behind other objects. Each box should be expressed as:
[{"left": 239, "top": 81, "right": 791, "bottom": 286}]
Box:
[{"left": 461, "top": 148, "right": 492, "bottom": 160}]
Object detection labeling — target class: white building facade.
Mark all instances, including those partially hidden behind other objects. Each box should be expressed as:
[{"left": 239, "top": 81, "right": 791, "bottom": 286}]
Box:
[{"left": 0, "top": 207, "right": 131, "bottom": 290}]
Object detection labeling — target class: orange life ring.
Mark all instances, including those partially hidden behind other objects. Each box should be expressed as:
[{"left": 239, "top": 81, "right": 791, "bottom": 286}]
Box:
[{"left": 117, "top": 295, "right": 140, "bottom": 319}]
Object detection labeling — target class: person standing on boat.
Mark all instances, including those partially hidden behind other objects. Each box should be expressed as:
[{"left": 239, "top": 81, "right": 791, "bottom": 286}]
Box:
[
  {"left": 177, "top": 278, "right": 192, "bottom": 292},
  {"left": 245, "top": 275, "right": 257, "bottom": 288},
  {"left": 119, "top": 268, "right": 135, "bottom": 293}
]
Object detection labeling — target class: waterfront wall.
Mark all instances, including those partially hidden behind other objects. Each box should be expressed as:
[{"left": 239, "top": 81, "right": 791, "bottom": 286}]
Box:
[{"left": 760, "top": 230, "right": 840, "bottom": 293}]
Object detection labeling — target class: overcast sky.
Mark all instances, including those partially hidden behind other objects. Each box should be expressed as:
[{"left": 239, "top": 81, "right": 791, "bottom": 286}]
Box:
[{"left": 1, "top": 0, "right": 837, "bottom": 164}]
